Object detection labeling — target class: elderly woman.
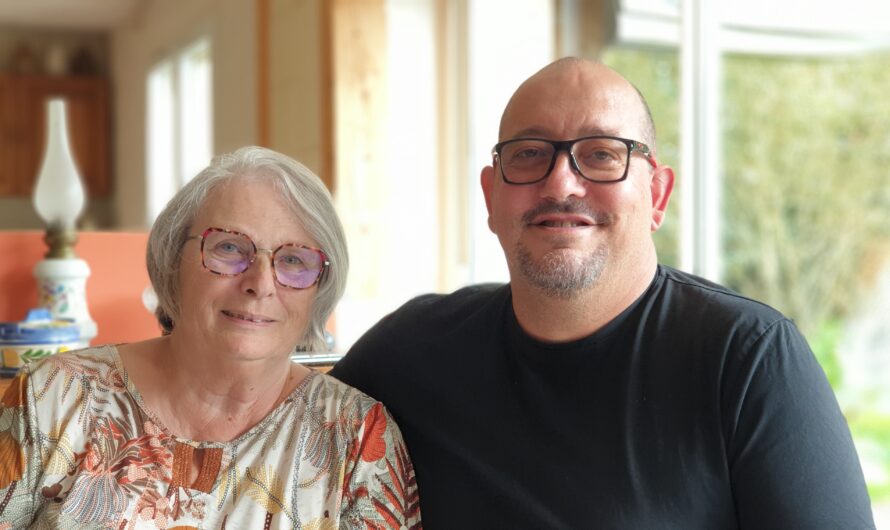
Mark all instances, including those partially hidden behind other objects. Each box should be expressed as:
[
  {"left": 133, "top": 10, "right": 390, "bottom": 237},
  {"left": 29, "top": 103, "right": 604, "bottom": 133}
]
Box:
[{"left": 0, "top": 147, "right": 420, "bottom": 529}]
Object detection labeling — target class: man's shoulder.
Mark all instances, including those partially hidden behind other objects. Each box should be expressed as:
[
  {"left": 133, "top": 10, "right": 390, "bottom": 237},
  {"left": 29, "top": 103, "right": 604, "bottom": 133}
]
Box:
[
  {"left": 658, "top": 265, "right": 784, "bottom": 319},
  {"left": 654, "top": 265, "right": 793, "bottom": 343},
  {"left": 332, "top": 283, "right": 509, "bottom": 388},
  {"left": 386, "top": 282, "right": 509, "bottom": 325},
  {"left": 342, "top": 283, "right": 508, "bottom": 359}
]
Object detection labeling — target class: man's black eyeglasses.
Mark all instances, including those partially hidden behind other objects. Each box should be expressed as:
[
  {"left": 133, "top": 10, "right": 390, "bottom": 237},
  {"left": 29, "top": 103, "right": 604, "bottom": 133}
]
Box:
[{"left": 492, "top": 135, "right": 657, "bottom": 185}]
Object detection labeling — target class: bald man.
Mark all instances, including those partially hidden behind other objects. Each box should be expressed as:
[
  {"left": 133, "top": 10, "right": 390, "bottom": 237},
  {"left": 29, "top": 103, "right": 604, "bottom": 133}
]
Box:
[{"left": 331, "top": 58, "right": 874, "bottom": 529}]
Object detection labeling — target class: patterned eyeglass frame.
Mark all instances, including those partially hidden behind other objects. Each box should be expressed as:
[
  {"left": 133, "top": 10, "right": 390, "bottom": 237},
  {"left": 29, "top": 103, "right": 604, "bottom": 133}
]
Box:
[
  {"left": 186, "top": 227, "right": 330, "bottom": 290},
  {"left": 491, "top": 135, "right": 658, "bottom": 185}
]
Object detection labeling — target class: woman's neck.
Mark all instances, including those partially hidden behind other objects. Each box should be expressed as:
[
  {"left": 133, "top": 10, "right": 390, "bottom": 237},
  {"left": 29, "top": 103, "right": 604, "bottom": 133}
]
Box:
[{"left": 117, "top": 336, "right": 310, "bottom": 442}]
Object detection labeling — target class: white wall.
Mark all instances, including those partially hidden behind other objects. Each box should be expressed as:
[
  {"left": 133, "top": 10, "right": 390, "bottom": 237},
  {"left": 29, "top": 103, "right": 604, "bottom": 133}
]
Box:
[{"left": 111, "top": 0, "right": 258, "bottom": 229}]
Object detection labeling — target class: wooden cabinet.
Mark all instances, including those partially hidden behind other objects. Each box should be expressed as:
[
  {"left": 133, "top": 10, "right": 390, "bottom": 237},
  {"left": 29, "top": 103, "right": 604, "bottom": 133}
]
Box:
[{"left": 0, "top": 75, "right": 110, "bottom": 197}]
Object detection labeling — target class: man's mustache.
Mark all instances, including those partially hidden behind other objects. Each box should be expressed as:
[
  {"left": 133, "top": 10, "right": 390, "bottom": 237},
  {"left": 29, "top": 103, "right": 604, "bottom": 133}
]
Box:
[{"left": 521, "top": 198, "right": 612, "bottom": 225}]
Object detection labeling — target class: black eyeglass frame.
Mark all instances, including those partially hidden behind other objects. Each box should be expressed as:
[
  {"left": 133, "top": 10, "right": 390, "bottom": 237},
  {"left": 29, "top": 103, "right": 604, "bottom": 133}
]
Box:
[
  {"left": 491, "top": 135, "right": 658, "bottom": 185},
  {"left": 186, "top": 227, "right": 330, "bottom": 290}
]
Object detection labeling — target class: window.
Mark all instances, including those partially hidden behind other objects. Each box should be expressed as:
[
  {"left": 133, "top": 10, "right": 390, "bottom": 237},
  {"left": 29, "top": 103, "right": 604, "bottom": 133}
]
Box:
[
  {"left": 334, "top": 0, "right": 556, "bottom": 348},
  {"left": 466, "top": 0, "right": 555, "bottom": 284},
  {"left": 600, "top": 0, "right": 890, "bottom": 519},
  {"left": 146, "top": 37, "right": 213, "bottom": 224},
  {"left": 721, "top": 50, "right": 890, "bottom": 524},
  {"left": 333, "top": 0, "right": 440, "bottom": 349}
]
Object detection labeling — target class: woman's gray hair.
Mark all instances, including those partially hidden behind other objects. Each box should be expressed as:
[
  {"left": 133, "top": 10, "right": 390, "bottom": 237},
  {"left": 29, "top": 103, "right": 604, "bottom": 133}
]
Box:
[{"left": 146, "top": 146, "right": 349, "bottom": 352}]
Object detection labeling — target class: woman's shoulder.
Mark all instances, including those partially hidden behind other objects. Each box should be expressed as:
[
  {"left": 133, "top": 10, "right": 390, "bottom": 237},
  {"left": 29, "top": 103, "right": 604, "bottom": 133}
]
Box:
[
  {"left": 300, "top": 370, "right": 387, "bottom": 422},
  {"left": 27, "top": 343, "right": 119, "bottom": 373},
  {"left": 23, "top": 344, "right": 128, "bottom": 397},
  {"left": 300, "top": 371, "right": 406, "bottom": 459},
  {"left": 13, "top": 345, "right": 135, "bottom": 453},
  {"left": 307, "top": 370, "right": 379, "bottom": 404}
]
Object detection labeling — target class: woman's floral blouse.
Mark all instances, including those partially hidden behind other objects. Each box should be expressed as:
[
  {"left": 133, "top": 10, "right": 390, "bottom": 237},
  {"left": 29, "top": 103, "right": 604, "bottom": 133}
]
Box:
[{"left": 0, "top": 345, "right": 421, "bottom": 529}]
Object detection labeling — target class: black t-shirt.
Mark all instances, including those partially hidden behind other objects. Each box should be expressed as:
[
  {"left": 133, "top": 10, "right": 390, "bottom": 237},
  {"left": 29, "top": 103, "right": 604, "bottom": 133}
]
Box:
[{"left": 331, "top": 266, "right": 875, "bottom": 529}]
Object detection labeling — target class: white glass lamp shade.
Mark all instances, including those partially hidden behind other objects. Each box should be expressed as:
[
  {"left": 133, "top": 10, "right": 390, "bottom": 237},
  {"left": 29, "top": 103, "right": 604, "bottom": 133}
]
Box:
[
  {"left": 33, "top": 98, "right": 86, "bottom": 230},
  {"left": 30, "top": 98, "right": 96, "bottom": 345}
]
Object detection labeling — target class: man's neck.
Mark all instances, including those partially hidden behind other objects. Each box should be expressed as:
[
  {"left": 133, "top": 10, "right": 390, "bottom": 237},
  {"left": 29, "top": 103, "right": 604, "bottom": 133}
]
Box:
[{"left": 510, "top": 257, "right": 658, "bottom": 343}]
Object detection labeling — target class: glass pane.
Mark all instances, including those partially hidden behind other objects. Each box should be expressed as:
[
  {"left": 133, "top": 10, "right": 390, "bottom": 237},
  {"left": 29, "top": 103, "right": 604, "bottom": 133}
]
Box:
[
  {"left": 468, "top": 0, "right": 555, "bottom": 284},
  {"left": 178, "top": 37, "right": 213, "bottom": 185},
  {"left": 722, "top": 51, "right": 890, "bottom": 516},
  {"left": 146, "top": 60, "right": 175, "bottom": 224},
  {"left": 146, "top": 37, "right": 213, "bottom": 225},
  {"left": 602, "top": 48, "right": 680, "bottom": 267}
]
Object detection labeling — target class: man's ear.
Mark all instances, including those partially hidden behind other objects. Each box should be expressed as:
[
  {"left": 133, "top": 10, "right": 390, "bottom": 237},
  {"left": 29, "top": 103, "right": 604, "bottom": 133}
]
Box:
[
  {"left": 650, "top": 165, "right": 675, "bottom": 231},
  {"left": 481, "top": 165, "right": 496, "bottom": 232}
]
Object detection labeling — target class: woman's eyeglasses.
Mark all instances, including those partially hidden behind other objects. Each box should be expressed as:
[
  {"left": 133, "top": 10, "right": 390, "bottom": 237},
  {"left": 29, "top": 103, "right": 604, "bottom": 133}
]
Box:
[{"left": 187, "top": 227, "right": 329, "bottom": 290}]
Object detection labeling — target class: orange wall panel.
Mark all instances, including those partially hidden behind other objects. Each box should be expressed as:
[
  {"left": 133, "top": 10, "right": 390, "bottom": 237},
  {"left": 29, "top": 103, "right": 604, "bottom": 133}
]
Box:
[{"left": 0, "top": 231, "right": 160, "bottom": 345}]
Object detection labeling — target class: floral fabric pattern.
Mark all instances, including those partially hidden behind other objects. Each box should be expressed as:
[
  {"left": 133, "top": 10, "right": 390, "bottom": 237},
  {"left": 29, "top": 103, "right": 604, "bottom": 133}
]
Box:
[{"left": 0, "top": 346, "right": 421, "bottom": 529}]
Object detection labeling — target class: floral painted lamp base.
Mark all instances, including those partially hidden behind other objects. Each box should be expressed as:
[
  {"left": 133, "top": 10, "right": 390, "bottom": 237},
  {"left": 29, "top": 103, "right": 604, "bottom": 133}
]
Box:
[{"left": 34, "top": 257, "right": 97, "bottom": 348}]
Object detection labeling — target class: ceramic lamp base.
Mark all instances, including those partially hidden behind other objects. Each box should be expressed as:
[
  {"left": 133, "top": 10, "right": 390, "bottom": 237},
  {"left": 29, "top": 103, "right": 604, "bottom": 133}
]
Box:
[{"left": 33, "top": 257, "right": 97, "bottom": 347}]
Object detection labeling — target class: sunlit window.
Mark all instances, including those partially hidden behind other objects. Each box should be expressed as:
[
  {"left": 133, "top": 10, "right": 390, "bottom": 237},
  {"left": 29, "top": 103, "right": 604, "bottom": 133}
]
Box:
[
  {"left": 466, "top": 0, "right": 555, "bottom": 284},
  {"left": 334, "top": 0, "right": 440, "bottom": 350},
  {"left": 600, "top": 0, "right": 890, "bottom": 520},
  {"left": 335, "top": 0, "right": 556, "bottom": 349},
  {"left": 146, "top": 37, "right": 213, "bottom": 224}
]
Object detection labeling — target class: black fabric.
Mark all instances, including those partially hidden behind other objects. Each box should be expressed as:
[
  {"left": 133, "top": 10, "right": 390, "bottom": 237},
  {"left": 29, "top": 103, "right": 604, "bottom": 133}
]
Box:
[{"left": 330, "top": 266, "right": 875, "bottom": 529}]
